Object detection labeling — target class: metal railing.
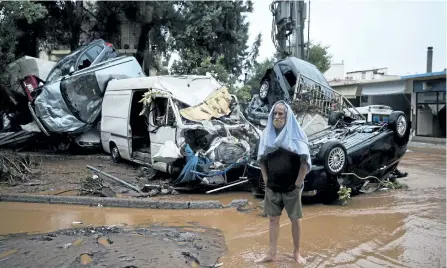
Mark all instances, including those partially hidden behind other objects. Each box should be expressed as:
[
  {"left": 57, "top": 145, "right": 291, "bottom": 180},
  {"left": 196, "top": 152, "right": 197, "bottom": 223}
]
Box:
[{"left": 292, "top": 74, "right": 366, "bottom": 120}]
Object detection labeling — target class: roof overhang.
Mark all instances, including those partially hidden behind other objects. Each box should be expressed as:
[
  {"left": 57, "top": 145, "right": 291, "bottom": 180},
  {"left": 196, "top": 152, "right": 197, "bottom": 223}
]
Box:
[
  {"left": 401, "top": 71, "right": 447, "bottom": 81},
  {"left": 361, "top": 80, "right": 409, "bottom": 96},
  {"left": 332, "top": 85, "right": 360, "bottom": 99}
]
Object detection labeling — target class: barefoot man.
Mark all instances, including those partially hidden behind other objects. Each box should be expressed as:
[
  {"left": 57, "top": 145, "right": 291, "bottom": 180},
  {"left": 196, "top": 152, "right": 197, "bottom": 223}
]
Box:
[{"left": 256, "top": 100, "right": 311, "bottom": 264}]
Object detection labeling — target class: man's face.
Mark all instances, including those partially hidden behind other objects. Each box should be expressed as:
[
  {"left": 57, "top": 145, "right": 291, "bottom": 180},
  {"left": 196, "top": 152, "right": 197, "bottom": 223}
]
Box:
[{"left": 272, "top": 104, "right": 286, "bottom": 129}]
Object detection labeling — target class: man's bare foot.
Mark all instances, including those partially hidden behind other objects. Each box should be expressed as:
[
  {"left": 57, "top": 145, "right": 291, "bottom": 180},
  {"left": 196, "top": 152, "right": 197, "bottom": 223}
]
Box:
[
  {"left": 255, "top": 255, "right": 276, "bottom": 263},
  {"left": 286, "top": 252, "right": 307, "bottom": 264}
]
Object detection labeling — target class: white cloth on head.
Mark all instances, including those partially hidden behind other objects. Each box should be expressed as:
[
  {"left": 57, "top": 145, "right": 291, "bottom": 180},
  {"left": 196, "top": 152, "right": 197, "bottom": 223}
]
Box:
[{"left": 257, "top": 100, "right": 312, "bottom": 174}]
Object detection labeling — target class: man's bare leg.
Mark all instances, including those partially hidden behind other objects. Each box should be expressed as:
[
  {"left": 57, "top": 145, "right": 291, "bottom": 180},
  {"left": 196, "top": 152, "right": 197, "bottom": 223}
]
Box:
[
  {"left": 290, "top": 218, "right": 306, "bottom": 264},
  {"left": 256, "top": 216, "right": 280, "bottom": 263}
]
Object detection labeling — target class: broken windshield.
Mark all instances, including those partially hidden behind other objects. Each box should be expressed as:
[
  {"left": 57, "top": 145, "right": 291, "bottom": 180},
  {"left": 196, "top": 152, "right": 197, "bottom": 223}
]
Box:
[{"left": 46, "top": 49, "right": 83, "bottom": 83}]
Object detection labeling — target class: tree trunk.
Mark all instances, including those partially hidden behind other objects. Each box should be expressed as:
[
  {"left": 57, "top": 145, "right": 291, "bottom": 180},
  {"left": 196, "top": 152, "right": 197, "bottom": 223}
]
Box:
[
  {"left": 67, "top": 1, "right": 83, "bottom": 51},
  {"left": 135, "top": 22, "right": 154, "bottom": 68}
]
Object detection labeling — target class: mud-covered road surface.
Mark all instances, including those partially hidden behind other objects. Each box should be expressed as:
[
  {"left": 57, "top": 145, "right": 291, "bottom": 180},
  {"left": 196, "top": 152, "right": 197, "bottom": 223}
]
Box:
[
  {"left": 0, "top": 146, "right": 445, "bottom": 267},
  {"left": 0, "top": 225, "right": 225, "bottom": 268}
]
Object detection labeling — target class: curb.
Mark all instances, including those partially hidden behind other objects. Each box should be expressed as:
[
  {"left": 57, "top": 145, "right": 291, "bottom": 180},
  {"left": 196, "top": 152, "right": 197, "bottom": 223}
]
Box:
[
  {"left": 15, "top": 153, "right": 111, "bottom": 161},
  {"left": 0, "top": 194, "right": 232, "bottom": 210}
]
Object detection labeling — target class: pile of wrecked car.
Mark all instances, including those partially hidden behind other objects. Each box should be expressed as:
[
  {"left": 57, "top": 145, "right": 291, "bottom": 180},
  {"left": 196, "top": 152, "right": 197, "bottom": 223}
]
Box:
[{"left": 0, "top": 39, "right": 410, "bottom": 203}]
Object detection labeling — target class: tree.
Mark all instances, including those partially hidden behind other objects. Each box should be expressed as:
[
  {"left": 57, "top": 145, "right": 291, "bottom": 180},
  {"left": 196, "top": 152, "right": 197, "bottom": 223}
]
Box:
[
  {"left": 306, "top": 42, "right": 332, "bottom": 73},
  {"left": 0, "top": 1, "right": 48, "bottom": 108},
  {"left": 274, "top": 42, "right": 332, "bottom": 73},
  {"left": 170, "top": 1, "right": 261, "bottom": 79}
]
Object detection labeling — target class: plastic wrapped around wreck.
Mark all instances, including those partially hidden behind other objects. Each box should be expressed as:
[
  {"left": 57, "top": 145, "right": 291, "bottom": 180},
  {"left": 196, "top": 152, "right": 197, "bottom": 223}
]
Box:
[{"left": 171, "top": 144, "right": 211, "bottom": 185}]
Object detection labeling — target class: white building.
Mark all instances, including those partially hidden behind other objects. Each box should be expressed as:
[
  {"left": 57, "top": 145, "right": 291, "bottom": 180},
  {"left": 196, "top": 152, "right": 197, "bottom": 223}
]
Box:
[
  {"left": 345, "top": 67, "right": 399, "bottom": 81},
  {"left": 324, "top": 61, "right": 345, "bottom": 81}
]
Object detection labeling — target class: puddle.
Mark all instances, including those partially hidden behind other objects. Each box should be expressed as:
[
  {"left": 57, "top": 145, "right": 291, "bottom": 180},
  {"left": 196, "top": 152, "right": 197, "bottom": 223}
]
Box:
[
  {"left": 0, "top": 150, "right": 444, "bottom": 267},
  {"left": 0, "top": 249, "right": 17, "bottom": 259},
  {"left": 80, "top": 253, "right": 93, "bottom": 265},
  {"left": 98, "top": 237, "right": 112, "bottom": 247},
  {"left": 72, "top": 238, "right": 84, "bottom": 246}
]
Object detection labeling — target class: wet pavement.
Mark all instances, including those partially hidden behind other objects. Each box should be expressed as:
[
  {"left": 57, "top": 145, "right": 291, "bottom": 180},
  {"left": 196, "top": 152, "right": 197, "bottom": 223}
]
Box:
[{"left": 0, "top": 147, "right": 445, "bottom": 267}]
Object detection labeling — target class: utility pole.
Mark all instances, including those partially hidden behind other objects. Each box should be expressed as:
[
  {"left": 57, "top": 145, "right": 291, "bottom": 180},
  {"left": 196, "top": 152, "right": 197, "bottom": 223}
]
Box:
[{"left": 271, "top": 0, "right": 307, "bottom": 59}]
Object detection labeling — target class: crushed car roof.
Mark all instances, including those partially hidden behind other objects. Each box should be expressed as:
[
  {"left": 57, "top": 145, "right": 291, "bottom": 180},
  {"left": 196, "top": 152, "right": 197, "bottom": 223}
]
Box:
[{"left": 106, "top": 75, "right": 223, "bottom": 107}]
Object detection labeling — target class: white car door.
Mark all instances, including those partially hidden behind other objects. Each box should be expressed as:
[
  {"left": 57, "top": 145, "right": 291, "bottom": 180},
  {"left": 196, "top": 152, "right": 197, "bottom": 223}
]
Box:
[{"left": 149, "top": 96, "right": 177, "bottom": 162}]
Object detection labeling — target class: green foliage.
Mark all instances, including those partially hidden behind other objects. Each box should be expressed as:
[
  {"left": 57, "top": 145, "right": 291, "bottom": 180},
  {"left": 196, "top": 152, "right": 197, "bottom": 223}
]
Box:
[
  {"left": 307, "top": 42, "right": 332, "bottom": 73},
  {"left": 381, "top": 180, "right": 409, "bottom": 190},
  {"left": 337, "top": 186, "right": 352, "bottom": 205},
  {"left": 170, "top": 1, "right": 260, "bottom": 78},
  {"left": 0, "top": 1, "right": 48, "bottom": 87}
]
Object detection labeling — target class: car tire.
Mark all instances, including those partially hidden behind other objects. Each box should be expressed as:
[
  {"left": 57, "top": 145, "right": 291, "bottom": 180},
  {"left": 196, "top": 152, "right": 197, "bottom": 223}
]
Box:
[
  {"left": 387, "top": 111, "right": 410, "bottom": 146},
  {"left": 110, "top": 143, "right": 121, "bottom": 163},
  {"left": 318, "top": 141, "right": 348, "bottom": 176},
  {"left": 328, "top": 111, "right": 344, "bottom": 126},
  {"left": 259, "top": 79, "right": 270, "bottom": 101}
]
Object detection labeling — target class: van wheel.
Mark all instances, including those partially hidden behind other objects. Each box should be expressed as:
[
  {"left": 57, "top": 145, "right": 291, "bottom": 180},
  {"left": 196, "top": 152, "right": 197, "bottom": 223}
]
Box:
[{"left": 110, "top": 144, "right": 121, "bottom": 163}]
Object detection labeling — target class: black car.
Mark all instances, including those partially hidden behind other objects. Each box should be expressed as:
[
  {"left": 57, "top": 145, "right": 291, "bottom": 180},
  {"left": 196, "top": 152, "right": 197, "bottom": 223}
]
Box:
[{"left": 246, "top": 57, "right": 411, "bottom": 203}]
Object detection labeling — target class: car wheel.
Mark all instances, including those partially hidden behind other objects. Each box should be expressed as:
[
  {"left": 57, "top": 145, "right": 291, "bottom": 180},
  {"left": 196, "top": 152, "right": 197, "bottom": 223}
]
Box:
[
  {"left": 387, "top": 111, "right": 410, "bottom": 146},
  {"left": 328, "top": 111, "right": 344, "bottom": 126},
  {"left": 259, "top": 80, "right": 270, "bottom": 101},
  {"left": 110, "top": 143, "right": 121, "bottom": 163},
  {"left": 318, "top": 141, "right": 348, "bottom": 176}
]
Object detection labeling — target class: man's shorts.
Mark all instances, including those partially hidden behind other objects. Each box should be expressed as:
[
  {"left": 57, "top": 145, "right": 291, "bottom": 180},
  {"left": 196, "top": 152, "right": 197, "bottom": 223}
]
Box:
[{"left": 264, "top": 186, "right": 303, "bottom": 220}]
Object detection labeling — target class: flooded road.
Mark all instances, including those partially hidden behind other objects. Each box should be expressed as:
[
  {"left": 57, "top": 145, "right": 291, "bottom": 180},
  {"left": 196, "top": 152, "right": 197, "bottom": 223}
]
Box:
[{"left": 0, "top": 148, "right": 445, "bottom": 267}]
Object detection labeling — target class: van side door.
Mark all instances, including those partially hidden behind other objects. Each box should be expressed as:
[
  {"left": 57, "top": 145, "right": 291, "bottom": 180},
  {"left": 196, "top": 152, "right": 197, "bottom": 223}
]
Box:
[{"left": 148, "top": 96, "right": 177, "bottom": 162}]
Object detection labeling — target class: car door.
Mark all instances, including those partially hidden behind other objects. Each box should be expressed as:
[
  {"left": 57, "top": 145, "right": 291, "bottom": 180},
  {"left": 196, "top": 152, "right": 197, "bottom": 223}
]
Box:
[{"left": 149, "top": 96, "right": 177, "bottom": 163}]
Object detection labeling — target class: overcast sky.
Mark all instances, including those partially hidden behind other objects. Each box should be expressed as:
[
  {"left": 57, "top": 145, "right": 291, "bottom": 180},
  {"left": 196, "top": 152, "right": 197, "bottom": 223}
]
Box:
[{"left": 247, "top": 0, "right": 446, "bottom": 75}]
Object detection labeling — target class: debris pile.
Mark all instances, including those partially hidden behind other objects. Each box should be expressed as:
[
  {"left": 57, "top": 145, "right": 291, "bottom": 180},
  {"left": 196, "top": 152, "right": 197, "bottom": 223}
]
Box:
[
  {"left": 79, "top": 174, "right": 106, "bottom": 196},
  {"left": 0, "top": 151, "right": 39, "bottom": 185}
]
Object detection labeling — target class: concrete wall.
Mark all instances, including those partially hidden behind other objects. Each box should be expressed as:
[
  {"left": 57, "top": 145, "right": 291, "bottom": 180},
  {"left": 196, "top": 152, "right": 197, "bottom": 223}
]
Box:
[
  {"left": 414, "top": 78, "right": 446, "bottom": 93},
  {"left": 324, "top": 62, "right": 345, "bottom": 81},
  {"left": 346, "top": 68, "right": 389, "bottom": 80}
]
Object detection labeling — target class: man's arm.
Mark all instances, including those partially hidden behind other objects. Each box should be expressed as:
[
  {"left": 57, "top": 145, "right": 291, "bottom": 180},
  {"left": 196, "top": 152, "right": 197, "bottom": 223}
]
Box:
[
  {"left": 295, "top": 155, "right": 308, "bottom": 188},
  {"left": 260, "top": 158, "right": 268, "bottom": 185}
]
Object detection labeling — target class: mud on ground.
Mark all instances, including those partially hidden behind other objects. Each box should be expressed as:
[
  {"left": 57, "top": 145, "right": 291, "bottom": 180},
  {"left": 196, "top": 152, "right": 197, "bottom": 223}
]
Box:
[
  {"left": 0, "top": 224, "right": 226, "bottom": 268},
  {"left": 0, "top": 154, "right": 160, "bottom": 197}
]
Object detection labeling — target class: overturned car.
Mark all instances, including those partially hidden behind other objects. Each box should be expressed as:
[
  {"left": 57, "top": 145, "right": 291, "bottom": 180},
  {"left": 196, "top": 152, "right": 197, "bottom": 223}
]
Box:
[
  {"left": 247, "top": 57, "right": 411, "bottom": 202},
  {"left": 101, "top": 75, "right": 261, "bottom": 191},
  {"left": 0, "top": 39, "right": 145, "bottom": 150}
]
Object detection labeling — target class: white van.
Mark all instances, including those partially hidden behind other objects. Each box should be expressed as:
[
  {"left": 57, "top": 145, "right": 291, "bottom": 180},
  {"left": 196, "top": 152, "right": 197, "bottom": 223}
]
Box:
[{"left": 100, "top": 75, "right": 259, "bottom": 176}]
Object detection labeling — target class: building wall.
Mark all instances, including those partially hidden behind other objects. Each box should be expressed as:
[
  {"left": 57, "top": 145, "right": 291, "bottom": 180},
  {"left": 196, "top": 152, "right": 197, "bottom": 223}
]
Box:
[
  {"left": 324, "top": 62, "right": 345, "bottom": 81},
  {"left": 413, "top": 78, "right": 446, "bottom": 137},
  {"left": 413, "top": 78, "right": 446, "bottom": 92},
  {"left": 346, "top": 68, "right": 389, "bottom": 80}
]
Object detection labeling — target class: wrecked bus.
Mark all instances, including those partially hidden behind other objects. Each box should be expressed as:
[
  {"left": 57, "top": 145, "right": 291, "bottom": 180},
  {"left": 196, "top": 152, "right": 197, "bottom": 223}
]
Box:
[{"left": 101, "top": 75, "right": 262, "bottom": 192}]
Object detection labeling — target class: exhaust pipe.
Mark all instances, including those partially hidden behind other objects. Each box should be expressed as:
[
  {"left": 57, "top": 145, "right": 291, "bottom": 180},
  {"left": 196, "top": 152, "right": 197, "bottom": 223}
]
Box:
[{"left": 427, "top": 46, "right": 433, "bottom": 73}]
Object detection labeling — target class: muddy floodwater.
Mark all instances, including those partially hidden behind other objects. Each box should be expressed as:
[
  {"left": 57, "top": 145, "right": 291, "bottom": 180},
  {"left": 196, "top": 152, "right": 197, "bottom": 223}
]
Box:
[{"left": 0, "top": 147, "right": 445, "bottom": 267}]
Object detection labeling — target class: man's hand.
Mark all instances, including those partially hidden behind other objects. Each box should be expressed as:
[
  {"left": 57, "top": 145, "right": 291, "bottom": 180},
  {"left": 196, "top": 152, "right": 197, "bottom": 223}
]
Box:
[
  {"left": 295, "top": 156, "right": 308, "bottom": 188},
  {"left": 260, "top": 160, "right": 268, "bottom": 185}
]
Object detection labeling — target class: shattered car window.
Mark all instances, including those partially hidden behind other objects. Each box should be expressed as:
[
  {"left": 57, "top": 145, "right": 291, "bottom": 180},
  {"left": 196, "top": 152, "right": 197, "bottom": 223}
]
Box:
[
  {"left": 279, "top": 64, "right": 297, "bottom": 89},
  {"left": 60, "top": 73, "right": 104, "bottom": 124},
  {"left": 153, "top": 98, "right": 168, "bottom": 125},
  {"left": 77, "top": 45, "right": 104, "bottom": 71},
  {"left": 46, "top": 53, "right": 79, "bottom": 82}
]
